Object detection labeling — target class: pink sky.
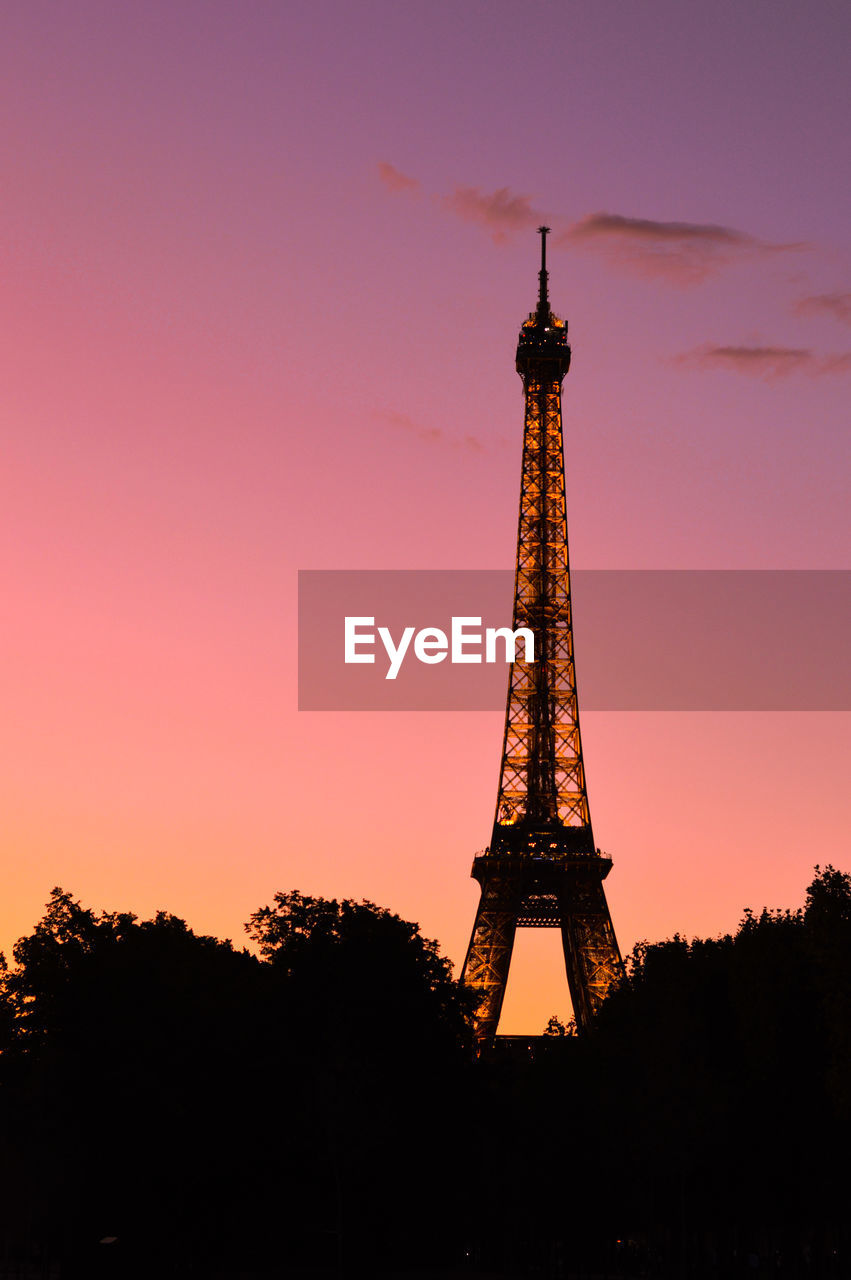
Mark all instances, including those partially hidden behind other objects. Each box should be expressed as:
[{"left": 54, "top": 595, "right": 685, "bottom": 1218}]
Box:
[{"left": 2, "top": 0, "right": 849, "bottom": 1030}]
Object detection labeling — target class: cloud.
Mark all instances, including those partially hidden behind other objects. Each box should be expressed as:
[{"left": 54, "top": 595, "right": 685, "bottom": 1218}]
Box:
[
  {"left": 377, "top": 409, "right": 485, "bottom": 452},
  {"left": 793, "top": 292, "right": 851, "bottom": 326},
  {"left": 560, "top": 212, "right": 805, "bottom": 284},
  {"left": 379, "top": 170, "right": 809, "bottom": 291},
  {"left": 377, "top": 162, "right": 420, "bottom": 194},
  {"left": 818, "top": 351, "right": 851, "bottom": 374},
  {"left": 442, "top": 185, "right": 544, "bottom": 243},
  {"left": 674, "top": 344, "right": 851, "bottom": 380}
]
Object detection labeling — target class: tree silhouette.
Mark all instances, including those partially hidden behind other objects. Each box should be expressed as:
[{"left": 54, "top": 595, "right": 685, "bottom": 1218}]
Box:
[
  {"left": 246, "top": 889, "right": 473, "bottom": 1053},
  {"left": 0, "top": 870, "right": 848, "bottom": 1276},
  {"left": 245, "top": 890, "right": 475, "bottom": 1267},
  {"left": 0, "top": 888, "right": 272, "bottom": 1274},
  {"left": 0, "top": 886, "right": 475, "bottom": 1274}
]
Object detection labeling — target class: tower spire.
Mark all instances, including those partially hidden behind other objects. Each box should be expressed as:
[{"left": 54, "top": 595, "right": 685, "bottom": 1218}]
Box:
[{"left": 537, "top": 224, "right": 550, "bottom": 319}]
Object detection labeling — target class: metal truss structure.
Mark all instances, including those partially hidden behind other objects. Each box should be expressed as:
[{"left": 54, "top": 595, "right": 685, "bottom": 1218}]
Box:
[{"left": 462, "top": 228, "right": 624, "bottom": 1046}]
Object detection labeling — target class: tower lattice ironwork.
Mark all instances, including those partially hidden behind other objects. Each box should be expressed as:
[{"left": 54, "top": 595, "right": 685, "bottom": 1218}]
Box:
[{"left": 461, "top": 228, "right": 624, "bottom": 1045}]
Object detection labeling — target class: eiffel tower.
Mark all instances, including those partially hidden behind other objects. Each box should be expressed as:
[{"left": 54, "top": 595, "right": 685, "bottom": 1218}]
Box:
[{"left": 461, "top": 228, "right": 624, "bottom": 1046}]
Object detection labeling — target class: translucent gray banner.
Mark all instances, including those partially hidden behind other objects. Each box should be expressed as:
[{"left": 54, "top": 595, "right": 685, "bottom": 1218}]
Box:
[{"left": 298, "top": 570, "right": 850, "bottom": 711}]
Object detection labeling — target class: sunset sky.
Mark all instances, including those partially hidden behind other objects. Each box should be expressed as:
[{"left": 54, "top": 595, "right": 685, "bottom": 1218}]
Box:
[{"left": 2, "top": 0, "right": 849, "bottom": 1030}]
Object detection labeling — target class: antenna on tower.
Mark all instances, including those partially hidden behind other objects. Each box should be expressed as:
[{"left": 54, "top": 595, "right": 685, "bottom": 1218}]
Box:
[{"left": 537, "top": 224, "right": 550, "bottom": 318}]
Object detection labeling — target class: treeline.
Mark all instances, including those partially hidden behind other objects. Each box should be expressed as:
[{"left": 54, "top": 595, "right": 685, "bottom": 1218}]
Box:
[
  {"left": 482, "top": 864, "right": 851, "bottom": 1278},
  {"left": 0, "top": 868, "right": 848, "bottom": 1278}
]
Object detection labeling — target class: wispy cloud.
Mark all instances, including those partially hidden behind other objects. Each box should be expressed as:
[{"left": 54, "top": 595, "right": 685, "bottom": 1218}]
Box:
[
  {"left": 377, "top": 409, "right": 485, "bottom": 452},
  {"left": 674, "top": 344, "right": 851, "bottom": 380},
  {"left": 376, "top": 168, "right": 809, "bottom": 288},
  {"left": 560, "top": 213, "right": 805, "bottom": 284},
  {"left": 377, "top": 162, "right": 420, "bottom": 194},
  {"left": 793, "top": 292, "right": 851, "bottom": 326},
  {"left": 442, "top": 185, "right": 544, "bottom": 243},
  {"left": 818, "top": 351, "right": 851, "bottom": 374}
]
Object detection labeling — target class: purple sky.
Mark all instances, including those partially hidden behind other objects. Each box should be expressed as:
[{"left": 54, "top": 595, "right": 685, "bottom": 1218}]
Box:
[{"left": 2, "top": 0, "right": 849, "bottom": 1029}]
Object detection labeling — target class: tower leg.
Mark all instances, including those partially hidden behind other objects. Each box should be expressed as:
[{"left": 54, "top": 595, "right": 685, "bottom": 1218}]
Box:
[
  {"left": 461, "top": 875, "right": 521, "bottom": 1044},
  {"left": 559, "top": 878, "right": 623, "bottom": 1031}
]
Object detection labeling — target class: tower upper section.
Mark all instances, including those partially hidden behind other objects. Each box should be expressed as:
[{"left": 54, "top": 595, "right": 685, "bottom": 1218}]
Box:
[{"left": 515, "top": 226, "right": 571, "bottom": 382}]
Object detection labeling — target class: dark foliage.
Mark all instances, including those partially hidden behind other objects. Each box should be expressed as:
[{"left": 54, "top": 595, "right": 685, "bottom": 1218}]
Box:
[
  {"left": 0, "top": 887, "right": 473, "bottom": 1277},
  {"left": 466, "top": 864, "right": 851, "bottom": 1277},
  {"left": 0, "top": 868, "right": 848, "bottom": 1277}
]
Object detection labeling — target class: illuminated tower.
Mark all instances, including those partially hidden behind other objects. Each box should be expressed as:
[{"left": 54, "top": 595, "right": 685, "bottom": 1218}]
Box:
[{"left": 461, "top": 228, "right": 623, "bottom": 1045}]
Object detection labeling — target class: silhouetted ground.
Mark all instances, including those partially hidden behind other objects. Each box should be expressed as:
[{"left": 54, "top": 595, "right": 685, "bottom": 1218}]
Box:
[{"left": 0, "top": 868, "right": 848, "bottom": 1278}]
